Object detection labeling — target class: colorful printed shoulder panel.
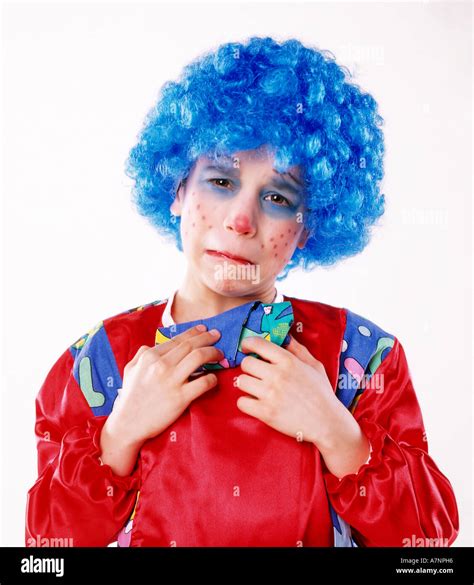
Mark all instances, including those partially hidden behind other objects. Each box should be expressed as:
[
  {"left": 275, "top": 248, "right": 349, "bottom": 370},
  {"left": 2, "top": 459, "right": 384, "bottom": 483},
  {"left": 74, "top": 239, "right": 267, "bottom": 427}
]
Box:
[
  {"left": 329, "top": 307, "right": 396, "bottom": 547},
  {"left": 69, "top": 299, "right": 166, "bottom": 416},
  {"left": 337, "top": 308, "right": 395, "bottom": 412}
]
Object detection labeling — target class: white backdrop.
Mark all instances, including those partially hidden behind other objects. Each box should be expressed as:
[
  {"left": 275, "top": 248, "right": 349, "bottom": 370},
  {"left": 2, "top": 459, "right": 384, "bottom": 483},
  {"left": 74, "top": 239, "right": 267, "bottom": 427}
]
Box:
[{"left": 2, "top": 0, "right": 472, "bottom": 547}]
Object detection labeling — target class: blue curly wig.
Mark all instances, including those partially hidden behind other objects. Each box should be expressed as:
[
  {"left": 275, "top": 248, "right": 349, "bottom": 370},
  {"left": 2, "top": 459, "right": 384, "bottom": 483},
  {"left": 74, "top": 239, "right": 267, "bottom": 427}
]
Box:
[{"left": 125, "top": 36, "right": 386, "bottom": 281}]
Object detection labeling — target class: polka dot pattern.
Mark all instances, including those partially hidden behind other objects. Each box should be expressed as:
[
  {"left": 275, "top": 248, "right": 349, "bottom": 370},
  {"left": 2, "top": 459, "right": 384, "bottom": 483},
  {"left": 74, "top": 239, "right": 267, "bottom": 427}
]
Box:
[{"left": 337, "top": 309, "right": 395, "bottom": 410}]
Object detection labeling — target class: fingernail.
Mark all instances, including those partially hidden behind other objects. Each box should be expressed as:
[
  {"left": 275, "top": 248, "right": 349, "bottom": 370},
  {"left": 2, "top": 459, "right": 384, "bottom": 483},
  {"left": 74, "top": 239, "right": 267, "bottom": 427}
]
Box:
[
  {"left": 209, "top": 328, "right": 220, "bottom": 336},
  {"left": 196, "top": 324, "right": 206, "bottom": 331}
]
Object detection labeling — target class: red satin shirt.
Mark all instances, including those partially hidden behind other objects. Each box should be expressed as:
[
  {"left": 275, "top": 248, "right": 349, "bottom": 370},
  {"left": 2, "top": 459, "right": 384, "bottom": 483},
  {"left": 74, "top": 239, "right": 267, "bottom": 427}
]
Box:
[{"left": 25, "top": 296, "right": 459, "bottom": 547}]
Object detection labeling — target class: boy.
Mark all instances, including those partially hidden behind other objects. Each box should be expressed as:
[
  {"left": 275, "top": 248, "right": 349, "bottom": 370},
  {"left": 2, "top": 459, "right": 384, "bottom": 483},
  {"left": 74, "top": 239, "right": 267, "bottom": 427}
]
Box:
[{"left": 25, "top": 36, "right": 459, "bottom": 547}]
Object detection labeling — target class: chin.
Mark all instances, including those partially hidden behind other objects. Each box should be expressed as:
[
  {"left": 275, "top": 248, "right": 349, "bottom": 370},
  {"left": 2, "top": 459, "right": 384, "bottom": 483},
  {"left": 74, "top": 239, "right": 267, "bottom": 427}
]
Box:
[
  {"left": 210, "top": 278, "right": 248, "bottom": 296},
  {"left": 205, "top": 273, "right": 261, "bottom": 297}
]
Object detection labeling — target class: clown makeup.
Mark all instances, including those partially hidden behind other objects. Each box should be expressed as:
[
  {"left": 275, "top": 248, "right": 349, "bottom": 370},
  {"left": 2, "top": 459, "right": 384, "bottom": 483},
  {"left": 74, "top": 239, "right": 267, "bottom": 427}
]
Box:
[{"left": 170, "top": 146, "right": 309, "bottom": 301}]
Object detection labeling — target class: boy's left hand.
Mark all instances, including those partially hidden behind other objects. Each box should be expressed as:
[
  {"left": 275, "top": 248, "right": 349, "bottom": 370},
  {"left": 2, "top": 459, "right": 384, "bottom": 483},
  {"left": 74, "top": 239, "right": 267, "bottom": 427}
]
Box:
[{"left": 236, "top": 334, "right": 345, "bottom": 446}]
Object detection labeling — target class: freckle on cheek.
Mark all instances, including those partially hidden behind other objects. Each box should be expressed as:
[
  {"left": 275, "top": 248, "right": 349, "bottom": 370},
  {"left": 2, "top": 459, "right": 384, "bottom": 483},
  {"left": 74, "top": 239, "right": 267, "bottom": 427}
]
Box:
[
  {"left": 270, "top": 237, "right": 274, "bottom": 242},
  {"left": 261, "top": 244, "right": 264, "bottom": 249},
  {"left": 280, "top": 233, "right": 284, "bottom": 238},
  {"left": 192, "top": 222, "right": 195, "bottom": 227},
  {"left": 208, "top": 225, "right": 212, "bottom": 229},
  {"left": 273, "top": 244, "right": 277, "bottom": 249},
  {"left": 197, "top": 204, "right": 200, "bottom": 210},
  {"left": 202, "top": 215, "right": 206, "bottom": 220}
]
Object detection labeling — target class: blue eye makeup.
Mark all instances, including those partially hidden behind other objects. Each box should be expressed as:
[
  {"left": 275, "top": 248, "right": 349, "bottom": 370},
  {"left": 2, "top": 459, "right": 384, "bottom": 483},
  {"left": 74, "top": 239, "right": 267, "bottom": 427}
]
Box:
[
  {"left": 262, "top": 193, "right": 301, "bottom": 218},
  {"left": 206, "top": 178, "right": 234, "bottom": 191},
  {"left": 202, "top": 175, "right": 302, "bottom": 217},
  {"left": 207, "top": 177, "right": 291, "bottom": 205}
]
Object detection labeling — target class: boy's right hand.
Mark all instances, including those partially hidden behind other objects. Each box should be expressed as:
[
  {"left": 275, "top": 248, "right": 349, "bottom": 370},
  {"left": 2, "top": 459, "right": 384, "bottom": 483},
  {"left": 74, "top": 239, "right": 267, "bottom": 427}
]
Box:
[{"left": 105, "top": 325, "right": 223, "bottom": 447}]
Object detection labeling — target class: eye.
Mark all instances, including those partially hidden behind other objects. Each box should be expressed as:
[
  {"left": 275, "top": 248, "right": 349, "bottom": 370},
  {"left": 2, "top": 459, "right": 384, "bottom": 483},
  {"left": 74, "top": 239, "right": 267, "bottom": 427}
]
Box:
[
  {"left": 207, "top": 178, "right": 233, "bottom": 189},
  {"left": 264, "top": 193, "right": 291, "bottom": 207}
]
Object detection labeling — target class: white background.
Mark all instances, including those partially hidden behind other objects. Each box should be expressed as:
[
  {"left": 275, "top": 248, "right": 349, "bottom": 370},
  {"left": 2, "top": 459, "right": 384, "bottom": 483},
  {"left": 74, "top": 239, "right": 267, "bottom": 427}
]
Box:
[{"left": 1, "top": 0, "right": 472, "bottom": 546}]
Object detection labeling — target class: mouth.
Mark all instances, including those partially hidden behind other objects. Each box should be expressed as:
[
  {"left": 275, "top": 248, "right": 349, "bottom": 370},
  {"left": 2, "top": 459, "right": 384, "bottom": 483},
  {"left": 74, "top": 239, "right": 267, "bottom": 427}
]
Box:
[{"left": 205, "top": 250, "right": 254, "bottom": 265}]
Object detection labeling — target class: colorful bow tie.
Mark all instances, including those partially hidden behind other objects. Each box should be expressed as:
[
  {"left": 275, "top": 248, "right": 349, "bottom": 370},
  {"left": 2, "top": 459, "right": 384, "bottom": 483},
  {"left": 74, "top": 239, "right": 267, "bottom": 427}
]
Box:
[{"left": 155, "top": 300, "right": 294, "bottom": 371}]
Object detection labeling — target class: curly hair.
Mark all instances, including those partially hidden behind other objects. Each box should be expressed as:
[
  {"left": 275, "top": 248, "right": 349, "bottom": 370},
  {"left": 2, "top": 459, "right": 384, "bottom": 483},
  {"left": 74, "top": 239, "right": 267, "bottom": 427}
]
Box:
[{"left": 125, "top": 36, "right": 386, "bottom": 281}]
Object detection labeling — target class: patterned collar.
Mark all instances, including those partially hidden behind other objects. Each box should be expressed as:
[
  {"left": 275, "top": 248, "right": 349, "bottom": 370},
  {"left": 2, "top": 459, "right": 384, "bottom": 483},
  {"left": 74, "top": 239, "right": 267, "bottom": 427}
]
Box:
[{"left": 161, "top": 288, "right": 284, "bottom": 327}]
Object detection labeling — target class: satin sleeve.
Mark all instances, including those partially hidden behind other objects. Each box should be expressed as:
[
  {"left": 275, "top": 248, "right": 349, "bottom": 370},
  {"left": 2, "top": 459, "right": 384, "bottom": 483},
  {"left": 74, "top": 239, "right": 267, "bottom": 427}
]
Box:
[
  {"left": 25, "top": 343, "right": 141, "bottom": 547},
  {"left": 322, "top": 338, "right": 459, "bottom": 547}
]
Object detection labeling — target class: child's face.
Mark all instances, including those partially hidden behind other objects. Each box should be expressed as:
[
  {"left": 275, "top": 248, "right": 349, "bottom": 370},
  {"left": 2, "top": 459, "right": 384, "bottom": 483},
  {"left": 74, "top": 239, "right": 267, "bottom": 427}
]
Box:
[{"left": 170, "top": 146, "right": 309, "bottom": 296}]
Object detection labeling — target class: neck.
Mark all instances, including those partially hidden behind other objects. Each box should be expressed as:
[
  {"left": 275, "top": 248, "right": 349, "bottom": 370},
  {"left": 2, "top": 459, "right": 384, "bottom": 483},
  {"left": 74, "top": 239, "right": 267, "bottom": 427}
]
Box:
[{"left": 171, "top": 270, "right": 278, "bottom": 323}]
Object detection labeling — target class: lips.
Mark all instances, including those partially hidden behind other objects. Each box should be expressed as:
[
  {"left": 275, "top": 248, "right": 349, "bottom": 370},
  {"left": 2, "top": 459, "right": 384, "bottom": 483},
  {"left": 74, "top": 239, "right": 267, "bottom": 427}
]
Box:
[{"left": 206, "top": 250, "right": 254, "bottom": 265}]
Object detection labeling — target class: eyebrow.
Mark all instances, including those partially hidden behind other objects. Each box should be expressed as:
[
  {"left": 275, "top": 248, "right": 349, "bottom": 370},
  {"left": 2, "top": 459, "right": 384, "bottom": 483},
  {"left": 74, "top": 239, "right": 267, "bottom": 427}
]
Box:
[
  {"left": 202, "top": 163, "right": 239, "bottom": 175},
  {"left": 272, "top": 172, "right": 303, "bottom": 191},
  {"left": 201, "top": 164, "right": 304, "bottom": 194}
]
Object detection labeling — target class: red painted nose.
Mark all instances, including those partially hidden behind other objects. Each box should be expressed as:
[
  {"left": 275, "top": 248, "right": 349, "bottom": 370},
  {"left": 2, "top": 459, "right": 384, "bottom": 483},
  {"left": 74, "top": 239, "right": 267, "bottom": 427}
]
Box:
[{"left": 232, "top": 214, "right": 252, "bottom": 234}]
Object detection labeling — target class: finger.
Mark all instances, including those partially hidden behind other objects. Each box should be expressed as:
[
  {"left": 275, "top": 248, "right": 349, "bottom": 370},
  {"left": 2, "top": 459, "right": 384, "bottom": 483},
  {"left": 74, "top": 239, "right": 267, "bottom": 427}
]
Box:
[
  {"left": 183, "top": 372, "right": 218, "bottom": 402},
  {"left": 153, "top": 327, "right": 219, "bottom": 364},
  {"left": 240, "top": 336, "right": 288, "bottom": 365},
  {"left": 154, "top": 324, "right": 209, "bottom": 356},
  {"left": 236, "top": 373, "right": 266, "bottom": 399},
  {"left": 236, "top": 395, "right": 262, "bottom": 419},
  {"left": 240, "top": 355, "right": 272, "bottom": 381},
  {"left": 128, "top": 344, "right": 152, "bottom": 367},
  {"left": 285, "top": 335, "right": 320, "bottom": 367},
  {"left": 174, "top": 346, "right": 224, "bottom": 382},
  {"left": 163, "top": 329, "right": 221, "bottom": 367}
]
